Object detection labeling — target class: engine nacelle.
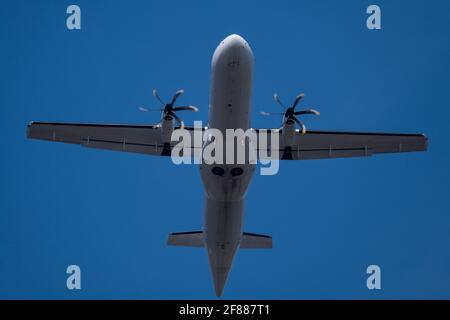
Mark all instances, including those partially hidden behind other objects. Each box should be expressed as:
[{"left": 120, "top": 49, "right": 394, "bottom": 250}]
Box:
[
  {"left": 281, "top": 122, "right": 296, "bottom": 148},
  {"left": 160, "top": 118, "right": 174, "bottom": 144}
]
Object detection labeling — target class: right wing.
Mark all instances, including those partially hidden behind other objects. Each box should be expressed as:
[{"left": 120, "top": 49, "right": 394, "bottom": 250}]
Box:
[
  {"left": 255, "top": 129, "right": 428, "bottom": 160},
  {"left": 27, "top": 121, "right": 203, "bottom": 157}
]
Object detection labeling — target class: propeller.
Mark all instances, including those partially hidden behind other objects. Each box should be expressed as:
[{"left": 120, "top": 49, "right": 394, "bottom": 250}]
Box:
[
  {"left": 139, "top": 89, "right": 198, "bottom": 129},
  {"left": 260, "top": 92, "right": 320, "bottom": 134}
]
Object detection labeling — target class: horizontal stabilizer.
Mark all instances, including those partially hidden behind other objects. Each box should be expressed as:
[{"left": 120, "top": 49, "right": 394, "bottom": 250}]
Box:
[
  {"left": 240, "top": 232, "right": 272, "bottom": 249},
  {"left": 167, "top": 231, "right": 204, "bottom": 247}
]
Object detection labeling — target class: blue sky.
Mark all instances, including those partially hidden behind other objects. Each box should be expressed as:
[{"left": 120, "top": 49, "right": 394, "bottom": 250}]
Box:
[{"left": 1, "top": 0, "right": 450, "bottom": 299}]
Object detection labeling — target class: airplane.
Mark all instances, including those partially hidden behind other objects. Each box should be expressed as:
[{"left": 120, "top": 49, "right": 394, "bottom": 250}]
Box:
[{"left": 26, "top": 34, "right": 428, "bottom": 297}]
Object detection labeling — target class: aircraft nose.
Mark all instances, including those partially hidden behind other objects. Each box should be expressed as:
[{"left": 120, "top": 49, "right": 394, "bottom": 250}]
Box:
[
  {"left": 212, "top": 34, "right": 253, "bottom": 68},
  {"left": 221, "top": 34, "right": 252, "bottom": 56},
  {"left": 223, "top": 34, "right": 248, "bottom": 49}
]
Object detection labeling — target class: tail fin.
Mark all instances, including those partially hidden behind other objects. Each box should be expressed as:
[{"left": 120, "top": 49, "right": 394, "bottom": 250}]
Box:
[
  {"left": 240, "top": 232, "right": 272, "bottom": 249},
  {"left": 167, "top": 231, "right": 204, "bottom": 247}
]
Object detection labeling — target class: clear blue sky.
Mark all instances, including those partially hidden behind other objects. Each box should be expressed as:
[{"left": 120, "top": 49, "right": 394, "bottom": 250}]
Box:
[{"left": 1, "top": 0, "right": 449, "bottom": 299}]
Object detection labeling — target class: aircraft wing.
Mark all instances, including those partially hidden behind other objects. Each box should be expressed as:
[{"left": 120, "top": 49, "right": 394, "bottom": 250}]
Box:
[
  {"left": 26, "top": 121, "right": 202, "bottom": 156},
  {"left": 255, "top": 129, "right": 428, "bottom": 160}
]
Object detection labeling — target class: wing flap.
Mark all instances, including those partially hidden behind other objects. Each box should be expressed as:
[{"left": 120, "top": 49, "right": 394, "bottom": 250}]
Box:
[{"left": 82, "top": 138, "right": 165, "bottom": 155}]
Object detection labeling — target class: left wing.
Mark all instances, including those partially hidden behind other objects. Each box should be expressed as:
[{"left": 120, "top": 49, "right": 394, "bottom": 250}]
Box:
[
  {"left": 255, "top": 129, "right": 428, "bottom": 160},
  {"left": 26, "top": 121, "right": 202, "bottom": 156}
]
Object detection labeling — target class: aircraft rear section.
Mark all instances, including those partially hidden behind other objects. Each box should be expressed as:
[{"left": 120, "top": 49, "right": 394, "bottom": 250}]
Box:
[
  {"left": 204, "top": 197, "right": 243, "bottom": 297},
  {"left": 167, "top": 197, "right": 272, "bottom": 297}
]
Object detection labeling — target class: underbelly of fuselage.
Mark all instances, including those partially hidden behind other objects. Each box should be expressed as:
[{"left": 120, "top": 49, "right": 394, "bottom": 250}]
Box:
[
  {"left": 200, "top": 34, "right": 255, "bottom": 202},
  {"left": 199, "top": 34, "right": 255, "bottom": 296}
]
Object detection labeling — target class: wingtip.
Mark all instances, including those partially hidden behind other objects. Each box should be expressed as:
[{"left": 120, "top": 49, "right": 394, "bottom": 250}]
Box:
[{"left": 26, "top": 121, "right": 34, "bottom": 138}]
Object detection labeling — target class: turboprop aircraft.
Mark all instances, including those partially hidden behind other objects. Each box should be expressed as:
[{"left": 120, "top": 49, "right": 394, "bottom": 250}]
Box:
[{"left": 26, "top": 34, "right": 428, "bottom": 296}]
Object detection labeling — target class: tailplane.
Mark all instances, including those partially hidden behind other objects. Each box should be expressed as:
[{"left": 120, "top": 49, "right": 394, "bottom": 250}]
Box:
[
  {"left": 167, "top": 231, "right": 204, "bottom": 247},
  {"left": 167, "top": 231, "right": 272, "bottom": 249},
  {"left": 240, "top": 232, "right": 272, "bottom": 249}
]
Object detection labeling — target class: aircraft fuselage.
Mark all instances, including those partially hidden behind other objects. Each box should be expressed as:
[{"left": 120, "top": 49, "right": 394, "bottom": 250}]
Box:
[{"left": 199, "top": 34, "right": 255, "bottom": 296}]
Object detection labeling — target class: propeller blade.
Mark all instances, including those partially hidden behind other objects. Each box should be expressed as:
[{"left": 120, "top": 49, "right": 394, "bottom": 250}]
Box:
[
  {"left": 139, "top": 107, "right": 163, "bottom": 112},
  {"left": 292, "top": 116, "right": 307, "bottom": 135},
  {"left": 170, "top": 89, "right": 184, "bottom": 106},
  {"left": 294, "top": 109, "right": 320, "bottom": 116},
  {"left": 260, "top": 111, "right": 284, "bottom": 116},
  {"left": 152, "top": 89, "right": 165, "bottom": 106},
  {"left": 292, "top": 93, "right": 305, "bottom": 109},
  {"left": 273, "top": 93, "right": 285, "bottom": 109},
  {"left": 169, "top": 111, "right": 185, "bottom": 129},
  {"left": 172, "top": 105, "right": 199, "bottom": 112}
]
